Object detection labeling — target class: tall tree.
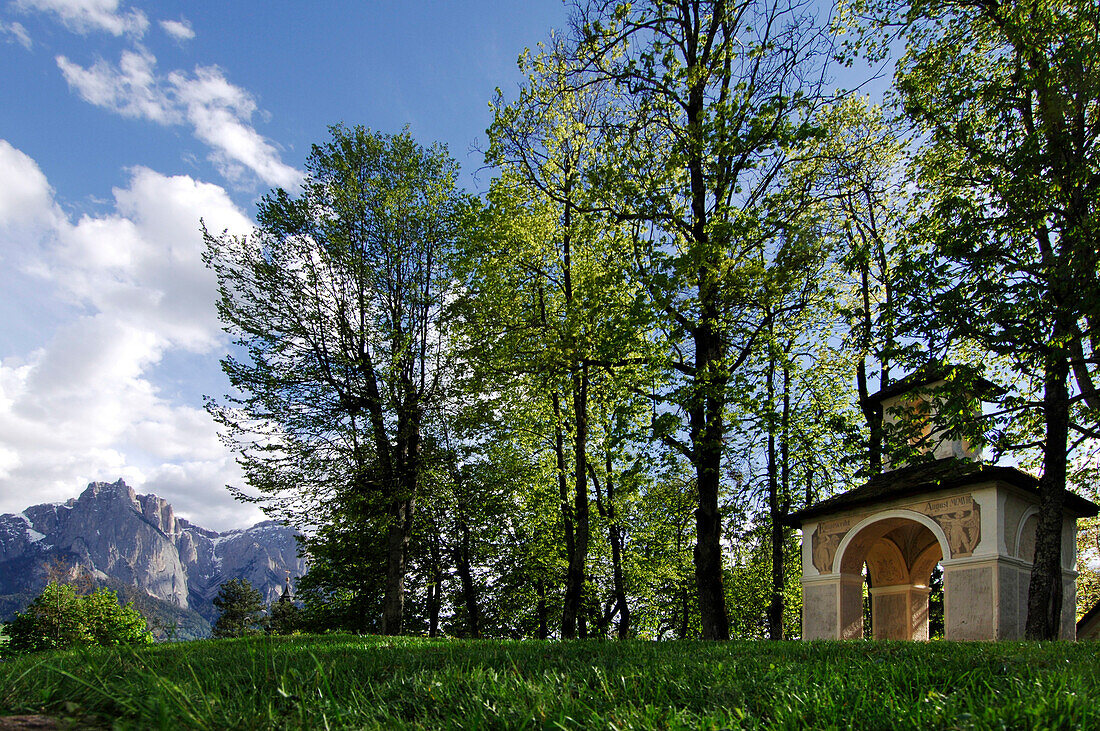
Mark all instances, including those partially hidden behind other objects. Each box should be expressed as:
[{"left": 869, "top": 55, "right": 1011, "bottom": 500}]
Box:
[
  {"left": 212, "top": 579, "right": 265, "bottom": 638},
  {"left": 722, "top": 222, "right": 863, "bottom": 639},
  {"left": 205, "top": 126, "right": 465, "bottom": 635},
  {"left": 569, "top": 0, "right": 833, "bottom": 639},
  {"left": 469, "top": 43, "right": 656, "bottom": 637}
]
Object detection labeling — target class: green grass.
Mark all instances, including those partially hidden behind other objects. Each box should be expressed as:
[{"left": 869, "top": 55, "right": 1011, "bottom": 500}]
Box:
[{"left": 1, "top": 635, "right": 1098, "bottom": 729}]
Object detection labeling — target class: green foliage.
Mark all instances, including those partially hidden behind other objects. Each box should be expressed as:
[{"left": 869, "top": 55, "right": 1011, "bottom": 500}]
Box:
[
  {"left": 82, "top": 588, "right": 153, "bottom": 646},
  {"left": 1076, "top": 517, "right": 1100, "bottom": 620},
  {"left": 267, "top": 598, "right": 304, "bottom": 636},
  {"left": 725, "top": 530, "right": 804, "bottom": 640},
  {"left": 857, "top": 0, "right": 1100, "bottom": 639},
  {"left": 3, "top": 636, "right": 1100, "bottom": 728},
  {"left": 206, "top": 124, "right": 471, "bottom": 635},
  {"left": 3, "top": 583, "right": 152, "bottom": 656},
  {"left": 185, "top": 0, "right": 1099, "bottom": 646},
  {"left": 212, "top": 579, "right": 266, "bottom": 639}
]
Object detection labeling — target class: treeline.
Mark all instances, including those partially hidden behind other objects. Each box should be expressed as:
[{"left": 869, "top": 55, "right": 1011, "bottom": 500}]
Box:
[{"left": 203, "top": 0, "right": 1100, "bottom": 641}]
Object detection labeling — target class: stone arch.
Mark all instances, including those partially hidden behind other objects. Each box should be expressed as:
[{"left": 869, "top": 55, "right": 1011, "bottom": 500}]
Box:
[
  {"left": 909, "top": 541, "right": 943, "bottom": 587},
  {"left": 833, "top": 510, "right": 950, "bottom": 640},
  {"left": 1014, "top": 507, "right": 1040, "bottom": 561},
  {"left": 834, "top": 509, "right": 951, "bottom": 574}
]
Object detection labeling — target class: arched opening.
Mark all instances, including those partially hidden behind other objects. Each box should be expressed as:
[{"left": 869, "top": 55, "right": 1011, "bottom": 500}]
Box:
[{"left": 836, "top": 515, "right": 949, "bottom": 640}]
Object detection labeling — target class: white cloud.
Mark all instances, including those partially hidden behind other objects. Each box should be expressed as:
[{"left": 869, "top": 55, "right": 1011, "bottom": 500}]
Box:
[
  {"left": 0, "top": 21, "right": 32, "bottom": 49},
  {"left": 57, "top": 49, "right": 178, "bottom": 124},
  {"left": 159, "top": 18, "right": 194, "bottom": 42},
  {"left": 56, "top": 51, "right": 302, "bottom": 189},
  {"left": 171, "top": 68, "right": 301, "bottom": 189},
  {"left": 0, "top": 140, "right": 259, "bottom": 529},
  {"left": 0, "top": 141, "right": 63, "bottom": 231},
  {"left": 15, "top": 0, "right": 147, "bottom": 37},
  {"left": 56, "top": 165, "right": 253, "bottom": 350}
]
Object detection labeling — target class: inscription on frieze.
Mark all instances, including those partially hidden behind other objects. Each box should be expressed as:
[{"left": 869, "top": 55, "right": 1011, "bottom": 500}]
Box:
[{"left": 921, "top": 495, "right": 981, "bottom": 557}]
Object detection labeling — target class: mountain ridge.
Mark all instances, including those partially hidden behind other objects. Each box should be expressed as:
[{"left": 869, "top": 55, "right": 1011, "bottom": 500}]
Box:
[{"left": 0, "top": 479, "right": 306, "bottom": 638}]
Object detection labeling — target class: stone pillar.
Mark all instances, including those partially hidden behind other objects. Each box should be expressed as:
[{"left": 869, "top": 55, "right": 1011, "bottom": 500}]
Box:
[
  {"left": 944, "top": 557, "right": 1078, "bottom": 640},
  {"left": 1062, "top": 571, "right": 1078, "bottom": 640},
  {"left": 943, "top": 560, "right": 995, "bottom": 640},
  {"left": 910, "top": 586, "right": 931, "bottom": 641},
  {"left": 802, "top": 578, "right": 839, "bottom": 640},
  {"left": 870, "top": 584, "right": 930, "bottom": 640},
  {"left": 839, "top": 573, "right": 864, "bottom": 639},
  {"left": 802, "top": 573, "right": 866, "bottom": 639}
]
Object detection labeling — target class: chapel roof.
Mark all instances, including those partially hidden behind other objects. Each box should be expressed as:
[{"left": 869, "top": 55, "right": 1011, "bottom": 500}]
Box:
[{"left": 785, "top": 457, "right": 1098, "bottom": 527}]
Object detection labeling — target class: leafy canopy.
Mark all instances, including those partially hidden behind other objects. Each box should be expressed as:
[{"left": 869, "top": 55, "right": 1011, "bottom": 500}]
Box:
[{"left": 4, "top": 583, "right": 152, "bottom": 656}]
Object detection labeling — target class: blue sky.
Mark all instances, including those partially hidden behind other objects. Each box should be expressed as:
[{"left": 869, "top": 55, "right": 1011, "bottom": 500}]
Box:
[{"left": 0, "top": 0, "right": 571, "bottom": 529}]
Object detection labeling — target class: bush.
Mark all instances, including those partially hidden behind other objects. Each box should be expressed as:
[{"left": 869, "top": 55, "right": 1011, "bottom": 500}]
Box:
[
  {"left": 83, "top": 587, "right": 155, "bottom": 646},
  {"left": 4, "top": 583, "right": 153, "bottom": 656},
  {"left": 212, "top": 578, "right": 266, "bottom": 638}
]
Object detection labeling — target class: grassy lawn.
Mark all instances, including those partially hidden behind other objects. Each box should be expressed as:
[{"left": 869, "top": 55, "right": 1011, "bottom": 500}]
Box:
[{"left": 1, "top": 635, "right": 1098, "bottom": 729}]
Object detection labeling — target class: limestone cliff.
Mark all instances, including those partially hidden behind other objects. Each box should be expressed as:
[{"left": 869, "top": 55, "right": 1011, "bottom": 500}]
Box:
[{"left": 0, "top": 479, "right": 307, "bottom": 631}]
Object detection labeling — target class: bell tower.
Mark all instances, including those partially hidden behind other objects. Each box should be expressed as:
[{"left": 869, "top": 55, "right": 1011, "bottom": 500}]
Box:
[{"left": 870, "top": 365, "right": 996, "bottom": 471}]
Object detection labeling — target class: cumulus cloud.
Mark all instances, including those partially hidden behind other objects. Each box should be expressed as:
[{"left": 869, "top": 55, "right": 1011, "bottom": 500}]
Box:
[
  {"left": 15, "top": 0, "right": 147, "bottom": 37},
  {"left": 170, "top": 67, "right": 301, "bottom": 188},
  {"left": 57, "top": 51, "right": 301, "bottom": 189},
  {"left": 0, "top": 141, "right": 64, "bottom": 231},
  {"left": 159, "top": 18, "right": 194, "bottom": 42},
  {"left": 0, "top": 21, "right": 32, "bottom": 49},
  {"left": 55, "top": 165, "right": 252, "bottom": 349},
  {"left": 0, "top": 140, "right": 261, "bottom": 529}
]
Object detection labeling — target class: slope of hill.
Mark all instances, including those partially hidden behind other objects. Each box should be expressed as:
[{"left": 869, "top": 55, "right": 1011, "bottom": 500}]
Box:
[
  {"left": 0, "top": 480, "right": 306, "bottom": 637},
  {"left": 3, "top": 637, "right": 1100, "bottom": 729}
]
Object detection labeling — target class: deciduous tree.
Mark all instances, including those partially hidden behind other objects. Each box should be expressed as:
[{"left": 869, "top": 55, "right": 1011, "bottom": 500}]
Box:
[
  {"left": 5, "top": 583, "right": 152, "bottom": 655},
  {"left": 205, "top": 126, "right": 466, "bottom": 635},
  {"left": 567, "top": 0, "right": 834, "bottom": 639}
]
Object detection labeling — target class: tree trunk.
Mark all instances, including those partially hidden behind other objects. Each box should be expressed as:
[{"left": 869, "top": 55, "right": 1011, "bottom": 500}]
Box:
[
  {"left": 1025, "top": 332, "right": 1071, "bottom": 640},
  {"left": 857, "top": 358, "right": 884, "bottom": 475},
  {"left": 455, "top": 519, "right": 482, "bottom": 638},
  {"left": 577, "top": 588, "right": 589, "bottom": 639},
  {"left": 381, "top": 393, "right": 420, "bottom": 636},
  {"left": 563, "top": 364, "right": 590, "bottom": 639},
  {"left": 427, "top": 530, "right": 442, "bottom": 637},
  {"left": 855, "top": 255, "right": 887, "bottom": 476},
  {"left": 552, "top": 391, "right": 578, "bottom": 638},
  {"left": 679, "top": 582, "right": 690, "bottom": 640},
  {"left": 605, "top": 453, "right": 631, "bottom": 639},
  {"left": 765, "top": 353, "right": 786, "bottom": 640},
  {"left": 382, "top": 495, "right": 413, "bottom": 635},
  {"left": 536, "top": 577, "right": 548, "bottom": 640},
  {"left": 692, "top": 316, "right": 730, "bottom": 641},
  {"left": 686, "top": 41, "right": 730, "bottom": 636}
]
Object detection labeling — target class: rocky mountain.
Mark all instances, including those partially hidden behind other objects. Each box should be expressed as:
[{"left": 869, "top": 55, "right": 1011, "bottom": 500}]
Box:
[{"left": 0, "top": 479, "right": 306, "bottom": 637}]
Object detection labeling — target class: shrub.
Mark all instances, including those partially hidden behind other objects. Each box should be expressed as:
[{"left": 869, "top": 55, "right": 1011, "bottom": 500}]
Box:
[
  {"left": 83, "top": 587, "right": 155, "bottom": 646},
  {"left": 4, "top": 583, "right": 153, "bottom": 656}
]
